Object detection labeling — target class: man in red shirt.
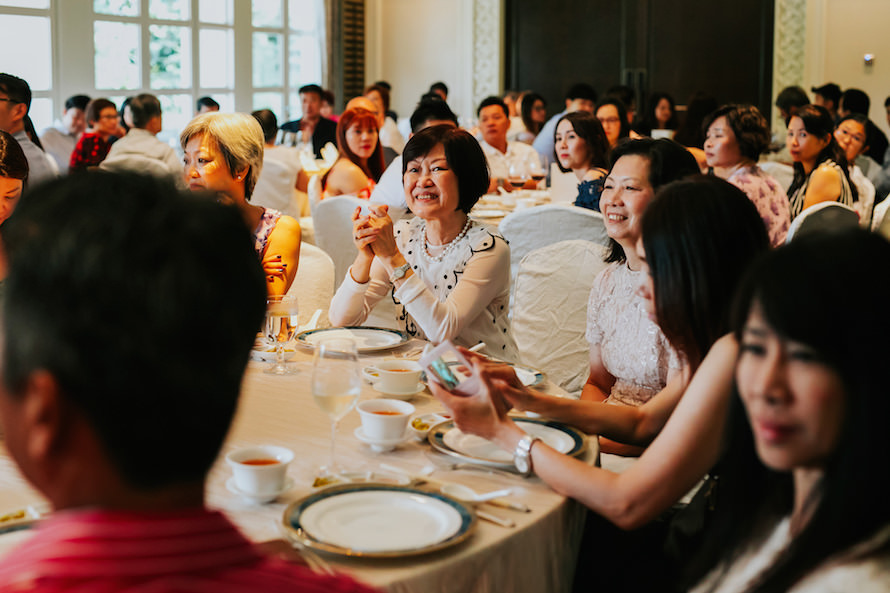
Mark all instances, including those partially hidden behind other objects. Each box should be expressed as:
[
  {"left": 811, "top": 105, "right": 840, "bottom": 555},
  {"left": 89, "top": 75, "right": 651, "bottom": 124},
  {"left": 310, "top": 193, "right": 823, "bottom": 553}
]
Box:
[{"left": 0, "top": 172, "right": 376, "bottom": 593}]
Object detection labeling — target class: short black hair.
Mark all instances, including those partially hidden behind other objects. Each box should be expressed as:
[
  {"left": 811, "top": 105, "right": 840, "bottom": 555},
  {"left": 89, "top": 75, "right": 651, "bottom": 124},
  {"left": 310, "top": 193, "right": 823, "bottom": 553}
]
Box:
[
  {"left": 702, "top": 104, "right": 771, "bottom": 161},
  {"left": 196, "top": 96, "right": 219, "bottom": 112},
  {"left": 85, "top": 98, "right": 117, "bottom": 126},
  {"left": 811, "top": 83, "right": 841, "bottom": 106},
  {"left": 0, "top": 73, "right": 31, "bottom": 111},
  {"left": 606, "top": 85, "right": 635, "bottom": 111},
  {"left": 409, "top": 98, "right": 458, "bottom": 133},
  {"left": 0, "top": 130, "right": 28, "bottom": 188},
  {"left": 429, "top": 81, "right": 449, "bottom": 96},
  {"left": 402, "top": 125, "right": 489, "bottom": 213},
  {"left": 840, "top": 88, "right": 870, "bottom": 115},
  {"left": 775, "top": 85, "right": 809, "bottom": 112},
  {"left": 885, "top": 96, "right": 890, "bottom": 108},
  {"left": 1, "top": 172, "right": 266, "bottom": 490},
  {"left": 299, "top": 84, "right": 324, "bottom": 98},
  {"left": 565, "top": 83, "right": 597, "bottom": 103},
  {"left": 65, "top": 94, "right": 91, "bottom": 112},
  {"left": 477, "top": 96, "right": 508, "bottom": 118},
  {"left": 251, "top": 108, "right": 279, "bottom": 143},
  {"left": 374, "top": 81, "right": 392, "bottom": 92},
  {"left": 128, "top": 93, "right": 162, "bottom": 129}
]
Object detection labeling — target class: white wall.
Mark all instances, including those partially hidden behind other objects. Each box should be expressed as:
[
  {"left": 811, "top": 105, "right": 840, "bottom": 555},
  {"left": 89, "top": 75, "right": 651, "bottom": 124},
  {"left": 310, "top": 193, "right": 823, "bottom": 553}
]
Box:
[
  {"left": 799, "top": 0, "right": 888, "bottom": 136},
  {"left": 364, "top": 0, "right": 480, "bottom": 124}
]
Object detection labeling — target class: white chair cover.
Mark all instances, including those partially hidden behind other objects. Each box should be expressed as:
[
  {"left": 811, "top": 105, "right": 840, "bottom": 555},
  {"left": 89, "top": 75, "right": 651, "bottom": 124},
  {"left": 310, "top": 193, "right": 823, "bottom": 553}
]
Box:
[
  {"left": 499, "top": 203, "right": 609, "bottom": 281},
  {"left": 251, "top": 158, "right": 301, "bottom": 219},
  {"left": 287, "top": 243, "right": 335, "bottom": 329},
  {"left": 758, "top": 161, "right": 794, "bottom": 193},
  {"left": 872, "top": 197, "right": 890, "bottom": 238},
  {"left": 512, "top": 240, "right": 609, "bottom": 396},
  {"left": 312, "top": 194, "right": 366, "bottom": 289},
  {"left": 307, "top": 174, "right": 323, "bottom": 217},
  {"left": 786, "top": 201, "right": 860, "bottom": 243}
]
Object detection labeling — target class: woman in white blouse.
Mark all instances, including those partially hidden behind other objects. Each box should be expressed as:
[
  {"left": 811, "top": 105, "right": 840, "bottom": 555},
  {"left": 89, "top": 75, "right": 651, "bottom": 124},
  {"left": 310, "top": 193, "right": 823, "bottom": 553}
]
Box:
[{"left": 329, "top": 125, "right": 517, "bottom": 361}]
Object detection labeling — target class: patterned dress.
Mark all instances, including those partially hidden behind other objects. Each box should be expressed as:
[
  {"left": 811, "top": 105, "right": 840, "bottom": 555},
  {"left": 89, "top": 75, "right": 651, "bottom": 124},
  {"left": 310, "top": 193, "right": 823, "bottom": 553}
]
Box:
[
  {"left": 253, "top": 207, "right": 282, "bottom": 257},
  {"left": 727, "top": 165, "right": 790, "bottom": 246},
  {"left": 586, "top": 262, "right": 682, "bottom": 406}
]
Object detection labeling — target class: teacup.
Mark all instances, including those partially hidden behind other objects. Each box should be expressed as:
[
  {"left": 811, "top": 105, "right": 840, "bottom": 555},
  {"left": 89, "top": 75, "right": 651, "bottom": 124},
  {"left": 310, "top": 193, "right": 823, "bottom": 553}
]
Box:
[
  {"left": 357, "top": 399, "right": 415, "bottom": 442},
  {"left": 514, "top": 196, "right": 537, "bottom": 211},
  {"left": 226, "top": 445, "right": 293, "bottom": 496},
  {"left": 363, "top": 360, "right": 423, "bottom": 394}
]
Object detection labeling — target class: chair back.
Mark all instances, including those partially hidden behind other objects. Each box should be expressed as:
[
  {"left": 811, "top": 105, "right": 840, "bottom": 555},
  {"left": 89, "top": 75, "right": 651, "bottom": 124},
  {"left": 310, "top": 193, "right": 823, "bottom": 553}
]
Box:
[
  {"left": 758, "top": 161, "right": 794, "bottom": 192},
  {"left": 307, "top": 174, "right": 323, "bottom": 217},
  {"left": 872, "top": 195, "right": 890, "bottom": 238},
  {"left": 251, "top": 158, "right": 301, "bottom": 219},
  {"left": 287, "top": 243, "right": 335, "bottom": 328},
  {"left": 548, "top": 162, "right": 579, "bottom": 203},
  {"left": 500, "top": 203, "right": 609, "bottom": 280},
  {"left": 512, "top": 240, "right": 608, "bottom": 396},
  {"left": 312, "top": 194, "right": 366, "bottom": 288},
  {"left": 786, "top": 201, "right": 860, "bottom": 243}
]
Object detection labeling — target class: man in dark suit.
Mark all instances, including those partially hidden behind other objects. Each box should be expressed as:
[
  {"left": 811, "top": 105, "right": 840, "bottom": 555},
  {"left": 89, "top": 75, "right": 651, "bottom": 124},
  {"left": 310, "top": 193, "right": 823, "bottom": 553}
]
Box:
[{"left": 280, "top": 84, "right": 337, "bottom": 159}]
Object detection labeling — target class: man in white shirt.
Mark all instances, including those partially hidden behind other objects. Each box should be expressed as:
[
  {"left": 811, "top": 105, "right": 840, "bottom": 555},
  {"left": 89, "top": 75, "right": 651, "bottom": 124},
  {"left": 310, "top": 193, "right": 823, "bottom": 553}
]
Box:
[
  {"left": 0, "top": 73, "right": 59, "bottom": 185},
  {"left": 39, "top": 94, "right": 89, "bottom": 175},
  {"left": 99, "top": 93, "right": 184, "bottom": 188},
  {"left": 532, "top": 83, "right": 597, "bottom": 167},
  {"left": 476, "top": 96, "right": 541, "bottom": 193},
  {"left": 370, "top": 98, "right": 459, "bottom": 219}
]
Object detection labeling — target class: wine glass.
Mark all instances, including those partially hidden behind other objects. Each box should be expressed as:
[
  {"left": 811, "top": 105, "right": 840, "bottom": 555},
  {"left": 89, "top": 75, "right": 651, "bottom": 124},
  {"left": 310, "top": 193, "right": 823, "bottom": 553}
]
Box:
[
  {"left": 529, "top": 160, "right": 546, "bottom": 189},
  {"left": 508, "top": 159, "right": 530, "bottom": 189},
  {"left": 263, "top": 295, "right": 299, "bottom": 375},
  {"left": 311, "top": 337, "right": 361, "bottom": 476}
]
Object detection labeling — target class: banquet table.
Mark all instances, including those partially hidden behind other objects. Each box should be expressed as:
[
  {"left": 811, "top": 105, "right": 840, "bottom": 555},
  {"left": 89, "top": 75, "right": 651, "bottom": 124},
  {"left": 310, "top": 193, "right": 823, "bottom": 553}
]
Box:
[
  {"left": 469, "top": 189, "right": 551, "bottom": 227},
  {"left": 0, "top": 338, "right": 598, "bottom": 593}
]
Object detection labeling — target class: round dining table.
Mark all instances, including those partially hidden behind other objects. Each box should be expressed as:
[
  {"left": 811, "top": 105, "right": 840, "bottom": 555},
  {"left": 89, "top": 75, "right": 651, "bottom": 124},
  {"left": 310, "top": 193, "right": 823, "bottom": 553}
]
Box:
[{"left": 0, "top": 337, "right": 598, "bottom": 593}]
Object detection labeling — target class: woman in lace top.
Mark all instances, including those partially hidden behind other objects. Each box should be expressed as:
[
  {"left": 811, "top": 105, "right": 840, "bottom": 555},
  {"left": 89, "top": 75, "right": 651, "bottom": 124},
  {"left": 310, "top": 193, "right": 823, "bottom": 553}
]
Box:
[
  {"left": 553, "top": 112, "right": 610, "bottom": 212},
  {"left": 181, "top": 112, "right": 301, "bottom": 296},
  {"left": 329, "top": 125, "right": 517, "bottom": 361},
  {"left": 703, "top": 104, "right": 790, "bottom": 246},
  {"left": 686, "top": 230, "right": 890, "bottom": 593},
  {"left": 787, "top": 104, "right": 857, "bottom": 220}
]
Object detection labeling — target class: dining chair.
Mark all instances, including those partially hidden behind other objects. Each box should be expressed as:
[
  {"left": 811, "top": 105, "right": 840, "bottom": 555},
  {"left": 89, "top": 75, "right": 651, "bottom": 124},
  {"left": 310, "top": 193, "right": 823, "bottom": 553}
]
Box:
[
  {"left": 548, "top": 162, "right": 579, "bottom": 203},
  {"left": 311, "top": 194, "right": 366, "bottom": 290},
  {"left": 785, "top": 201, "right": 860, "bottom": 243},
  {"left": 872, "top": 195, "right": 890, "bottom": 238},
  {"left": 512, "top": 240, "right": 608, "bottom": 396},
  {"left": 287, "top": 243, "right": 335, "bottom": 329},
  {"left": 307, "top": 174, "right": 323, "bottom": 217},
  {"left": 499, "top": 203, "right": 609, "bottom": 282}
]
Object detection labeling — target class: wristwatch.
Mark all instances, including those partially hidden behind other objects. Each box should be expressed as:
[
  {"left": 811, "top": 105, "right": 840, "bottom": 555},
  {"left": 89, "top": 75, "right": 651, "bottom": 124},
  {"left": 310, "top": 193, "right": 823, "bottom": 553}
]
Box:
[
  {"left": 513, "top": 434, "right": 540, "bottom": 477},
  {"left": 389, "top": 262, "right": 411, "bottom": 283}
]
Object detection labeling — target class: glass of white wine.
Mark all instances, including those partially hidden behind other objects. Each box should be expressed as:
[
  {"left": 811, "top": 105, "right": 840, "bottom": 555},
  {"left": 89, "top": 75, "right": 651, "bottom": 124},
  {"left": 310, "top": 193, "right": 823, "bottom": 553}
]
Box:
[
  {"left": 263, "top": 295, "right": 299, "bottom": 375},
  {"left": 311, "top": 337, "right": 361, "bottom": 476}
]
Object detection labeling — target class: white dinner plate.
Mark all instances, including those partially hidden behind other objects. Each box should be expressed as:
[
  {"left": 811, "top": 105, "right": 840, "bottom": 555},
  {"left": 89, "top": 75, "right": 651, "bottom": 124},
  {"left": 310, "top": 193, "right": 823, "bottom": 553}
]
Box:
[
  {"left": 429, "top": 418, "right": 586, "bottom": 470},
  {"left": 296, "top": 327, "right": 408, "bottom": 353},
  {"left": 282, "top": 484, "right": 475, "bottom": 557}
]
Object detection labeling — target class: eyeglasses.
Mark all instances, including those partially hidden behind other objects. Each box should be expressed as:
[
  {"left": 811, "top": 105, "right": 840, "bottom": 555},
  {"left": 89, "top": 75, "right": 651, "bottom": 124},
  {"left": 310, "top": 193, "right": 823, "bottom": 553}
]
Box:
[
  {"left": 598, "top": 117, "right": 621, "bottom": 125},
  {"left": 0, "top": 97, "right": 21, "bottom": 105}
]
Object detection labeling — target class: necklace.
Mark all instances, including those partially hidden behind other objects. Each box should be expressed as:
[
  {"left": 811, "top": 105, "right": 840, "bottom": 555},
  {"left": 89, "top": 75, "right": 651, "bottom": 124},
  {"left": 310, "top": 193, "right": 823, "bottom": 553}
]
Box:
[{"left": 422, "top": 217, "right": 472, "bottom": 263}]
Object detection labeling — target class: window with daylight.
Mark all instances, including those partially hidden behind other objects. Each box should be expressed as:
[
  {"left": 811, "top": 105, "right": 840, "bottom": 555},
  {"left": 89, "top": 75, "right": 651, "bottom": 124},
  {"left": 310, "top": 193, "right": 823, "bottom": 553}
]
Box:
[{"left": 0, "top": 0, "right": 324, "bottom": 143}]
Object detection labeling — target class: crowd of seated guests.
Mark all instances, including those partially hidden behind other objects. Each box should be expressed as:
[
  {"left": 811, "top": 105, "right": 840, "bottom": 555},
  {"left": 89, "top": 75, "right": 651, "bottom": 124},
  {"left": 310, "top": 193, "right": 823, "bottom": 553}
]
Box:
[{"left": 3, "top": 65, "right": 890, "bottom": 593}]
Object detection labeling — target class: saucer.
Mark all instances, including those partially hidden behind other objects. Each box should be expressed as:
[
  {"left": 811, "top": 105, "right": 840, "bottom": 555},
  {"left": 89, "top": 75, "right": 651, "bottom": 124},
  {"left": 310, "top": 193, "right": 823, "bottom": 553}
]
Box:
[
  {"left": 226, "top": 476, "right": 294, "bottom": 504},
  {"left": 353, "top": 426, "right": 411, "bottom": 453},
  {"left": 372, "top": 381, "right": 425, "bottom": 400}
]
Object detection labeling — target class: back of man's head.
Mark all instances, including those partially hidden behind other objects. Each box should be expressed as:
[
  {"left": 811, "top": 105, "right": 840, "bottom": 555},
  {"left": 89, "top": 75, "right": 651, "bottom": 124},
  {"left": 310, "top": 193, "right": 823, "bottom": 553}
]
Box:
[
  {"left": 128, "top": 93, "right": 162, "bottom": 129},
  {"left": 0, "top": 74, "right": 31, "bottom": 111},
  {"left": 410, "top": 98, "right": 458, "bottom": 133},
  {"left": 840, "top": 88, "right": 871, "bottom": 115},
  {"left": 195, "top": 96, "right": 219, "bottom": 113},
  {"left": 2, "top": 171, "right": 267, "bottom": 491},
  {"left": 775, "top": 85, "right": 809, "bottom": 113},
  {"left": 566, "top": 83, "right": 597, "bottom": 103},
  {"left": 65, "top": 94, "right": 91, "bottom": 112}
]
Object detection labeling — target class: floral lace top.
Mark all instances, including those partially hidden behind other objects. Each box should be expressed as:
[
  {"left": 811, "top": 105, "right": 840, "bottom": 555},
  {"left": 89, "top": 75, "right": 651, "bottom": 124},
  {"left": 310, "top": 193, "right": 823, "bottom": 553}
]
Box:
[
  {"left": 253, "top": 207, "right": 282, "bottom": 257},
  {"left": 574, "top": 177, "right": 605, "bottom": 212},
  {"left": 727, "top": 165, "right": 790, "bottom": 246},
  {"left": 585, "top": 262, "right": 682, "bottom": 405}
]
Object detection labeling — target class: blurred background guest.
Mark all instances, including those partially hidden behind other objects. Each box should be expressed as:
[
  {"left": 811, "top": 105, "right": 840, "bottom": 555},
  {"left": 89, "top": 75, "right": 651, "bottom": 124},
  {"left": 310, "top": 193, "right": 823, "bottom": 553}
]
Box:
[
  {"left": 533, "top": 82, "right": 597, "bottom": 167},
  {"left": 834, "top": 113, "right": 876, "bottom": 226},
  {"left": 69, "top": 98, "right": 118, "bottom": 173},
  {"left": 635, "top": 92, "right": 677, "bottom": 137},
  {"left": 365, "top": 83, "right": 404, "bottom": 154},
  {"left": 322, "top": 107, "right": 384, "bottom": 199},
  {"left": 703, "top": 104, "right": 790, "bottom": 245},
  {"left": 553, "top": 111, "right": 609, "bottom": 211},
  {"left": 195, "top": 95, "right": 220, "bottom": 115},
  {"left": 250, "top": 108, "right": 303, "bottom": 219},
  {"left": 517, "top": 92, "right": 547, "bottom": 144},
  {"left": 595, "top": 97, "right": 631, "bottom": 149},
  {"left": 39, "top": 94, "right": 89, "bottom": 175},
  {"left": 0, "top": 130, "right": 28, "bottom": 282},
  {"left": 787, "top": 104, "right": 856, "bottom": 219}
]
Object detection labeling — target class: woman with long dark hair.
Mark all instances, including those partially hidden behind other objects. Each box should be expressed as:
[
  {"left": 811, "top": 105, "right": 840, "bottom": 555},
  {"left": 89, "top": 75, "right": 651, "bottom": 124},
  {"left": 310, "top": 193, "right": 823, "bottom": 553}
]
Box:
[
  {"left": 686, "top": 230, "right": 890, "bottom": 592},
  {"left": 786, "top": 104, "right": 857, "bottom": 219},
  {"left": 553, "top": 111, "right": 610, "bottom": 211}
]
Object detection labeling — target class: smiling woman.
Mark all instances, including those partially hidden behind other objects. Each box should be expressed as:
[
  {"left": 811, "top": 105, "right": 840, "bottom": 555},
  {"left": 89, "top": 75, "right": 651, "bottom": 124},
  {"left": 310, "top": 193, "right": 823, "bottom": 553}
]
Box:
[
  {"left": 329, "top": 125, "right": 518, "bottom": 361},
  {"left": 0, "top": 130, "right": 28, "bottom": 283}
]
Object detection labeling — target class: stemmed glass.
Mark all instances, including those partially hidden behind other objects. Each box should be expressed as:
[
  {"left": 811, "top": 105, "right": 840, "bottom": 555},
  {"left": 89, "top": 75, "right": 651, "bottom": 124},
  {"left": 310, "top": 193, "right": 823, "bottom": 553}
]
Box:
[
  {"left": 508, "top": 159, "right": 530, "bottom": 189},
  {"left": 263, "top": 295, "right": 299, "bottom": 375},
  {"left": 311, "top": 337, "right": 361, "bottom": 477},
  {"left": 529, "top": 160, "right": 546, "bottom": 189}
]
